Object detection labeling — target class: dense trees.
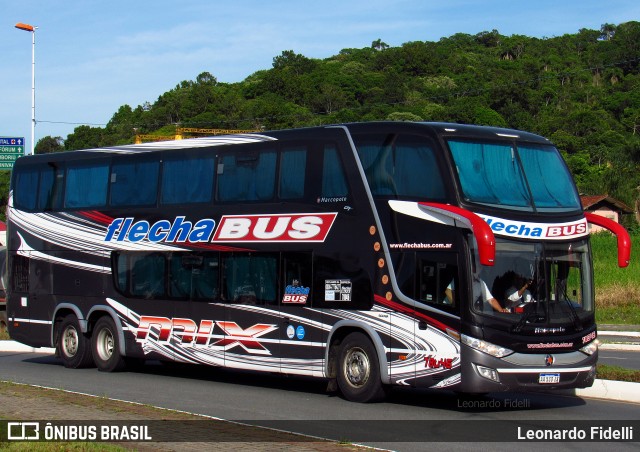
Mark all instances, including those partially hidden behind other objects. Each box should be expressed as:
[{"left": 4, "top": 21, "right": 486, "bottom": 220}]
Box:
[{"left": 27, "top": 21, "right": 640, "bottom": 221}]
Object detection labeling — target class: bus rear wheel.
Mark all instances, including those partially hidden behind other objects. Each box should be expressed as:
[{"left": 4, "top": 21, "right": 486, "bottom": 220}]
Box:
[
  {"left": 92, "top": 316, "right": 125, "bottom": 372},
  {"left": 57, "top": 314, "right": 94, "bottom": 368},
  {"left": 337, "top": 332, "right": 387, "bottom": 403}
]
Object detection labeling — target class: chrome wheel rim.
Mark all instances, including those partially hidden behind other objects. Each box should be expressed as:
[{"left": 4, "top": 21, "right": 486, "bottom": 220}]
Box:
[
  {"left": 343, "top": 347, "right": 370, "bottom": 388},
  {"left": 61, "top": 326, "right": 79, "bottom": 357},
  {"left": 96, "top": 328, "right": 114, "bottom": 361}
]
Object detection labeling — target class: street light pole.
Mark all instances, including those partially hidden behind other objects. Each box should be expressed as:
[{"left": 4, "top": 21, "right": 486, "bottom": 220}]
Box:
[{"left": 15, "top": 22, "right": 37, "bottom": 155}]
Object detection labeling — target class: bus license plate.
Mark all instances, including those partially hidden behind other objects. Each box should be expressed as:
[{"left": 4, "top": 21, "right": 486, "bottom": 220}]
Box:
[{"left": 539, "top": 373, "right": 560, "bottom": 384}]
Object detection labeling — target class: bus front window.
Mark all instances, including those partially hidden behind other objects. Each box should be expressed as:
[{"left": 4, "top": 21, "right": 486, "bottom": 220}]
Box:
[
  {"left": 448, "top": 140, "right": 582, "bottom": 213},
  {"left": 470, "top": 239, "right": 593, "bottom": 332}
]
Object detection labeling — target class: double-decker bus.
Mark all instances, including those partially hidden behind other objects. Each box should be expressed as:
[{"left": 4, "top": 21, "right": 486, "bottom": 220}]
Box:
[{"left": 6, "top": 122, "right": 630, "bottom": 402}]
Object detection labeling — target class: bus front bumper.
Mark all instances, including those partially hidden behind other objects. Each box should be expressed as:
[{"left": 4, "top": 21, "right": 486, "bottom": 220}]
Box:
[{"left": 457, "top": 344, "right": 597, "bottom": 393}]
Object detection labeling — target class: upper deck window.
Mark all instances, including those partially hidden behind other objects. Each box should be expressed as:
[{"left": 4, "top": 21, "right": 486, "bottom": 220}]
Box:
[
  {"left": 353, "top": 134, "right": 446, "bottom": 200},
  {"left": 217, "top": 149, "right": 276, "bottom": 202},
  {"left": 111, "top": 158, "right": 159, "bottom": 207},
  {"left": 322, "top": 145, "right": 349, "bottom": 198},
  {"left": 161, "top": 156, "right": 214, "bottom": 205},
  {"left": 65, "top": 161, "right": 109, "bottom": 208},
  {"left": 279, "top": 147, "right": 306, "bottom": 199},
  {"left": 14, "top": 167, "right": 39, "bottom": 210},
  {"left": 448, "top": 140, "right": 581, "bottom": 212}
]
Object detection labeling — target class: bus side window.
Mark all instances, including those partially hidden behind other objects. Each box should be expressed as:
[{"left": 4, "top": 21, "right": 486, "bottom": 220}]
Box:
[
  {"left": 221, "top": 254, "right": 277, "bottom": 305},
  {"left": 279, "top": 147, "right": 307, "bottom": 199},
  {"left": 322, "top": 145, "right": 348, "bottom": 198},
  {"left": 417, "top": 257, "right": 459, "bottom": 314},
  {"left": 14, "top": 167, "right": 39, "bottom": 211},
  {"left": 217, "top": 149, "right": 277, "bottom": 202},
  {"left": 169, "top": 253, "right": 219, "bottom": 300},
  {"left": 161, "top": 157, "right": 214, "bottom": 205},
  {"left": 38, "top": 163, "right": 64, "bottom": 211},
  {"left": 129, "top": 253, "right": 166, "bottom": 299},
  {"left": 111, "top": 158, "right": 159, "bottom": 207},
  {"left": 65, "top": 161, "right": 109, "bottom": 209}
]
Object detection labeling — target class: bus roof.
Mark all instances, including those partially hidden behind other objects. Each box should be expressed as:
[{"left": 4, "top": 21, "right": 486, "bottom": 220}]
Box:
[{"left": 17, "top": 122, "right": 552, "bottom": 164}]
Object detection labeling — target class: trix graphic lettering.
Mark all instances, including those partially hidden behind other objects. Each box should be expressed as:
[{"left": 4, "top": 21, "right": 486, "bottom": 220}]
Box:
[
  {"left": 136, "top": 316, "right": 277, "bottom": 355},
  {"left": 213, "top": 213, "right": 337, "bottom": 242}
]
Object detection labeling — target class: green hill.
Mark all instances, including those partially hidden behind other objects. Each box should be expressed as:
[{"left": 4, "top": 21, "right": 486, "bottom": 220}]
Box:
[{"left": 9, "top": 21, "right": 640, "bottom": 226}]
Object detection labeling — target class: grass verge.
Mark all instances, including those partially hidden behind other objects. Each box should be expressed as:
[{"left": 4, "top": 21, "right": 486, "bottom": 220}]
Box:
[
  {"left": 596, "top": 364, "right": 640, "bottom": 383},
  {"left": 0, "top": 381, "right": 357, "bottom": 451}
]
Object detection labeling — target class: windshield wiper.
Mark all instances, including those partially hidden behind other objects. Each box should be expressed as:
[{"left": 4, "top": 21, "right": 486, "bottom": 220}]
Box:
[
  {"left": 563, "top": 297, "right": 583, "bottom": 332},
  {"left": 556, "top": 279, "right": 584, "bottom": 332}
]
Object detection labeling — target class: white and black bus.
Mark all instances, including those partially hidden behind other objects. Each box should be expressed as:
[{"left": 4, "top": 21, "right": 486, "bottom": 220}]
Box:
[{"left": 6, "top": 122, "right": 630, "bottom": 402}]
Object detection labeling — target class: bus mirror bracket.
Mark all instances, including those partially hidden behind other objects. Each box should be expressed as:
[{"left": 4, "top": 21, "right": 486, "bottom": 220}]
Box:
[
  {"left": 585, "top": 212, "right": 631, "bottom": 268},
  {"left": 418, "top": 202, "right": 495, "bottom": 266}
]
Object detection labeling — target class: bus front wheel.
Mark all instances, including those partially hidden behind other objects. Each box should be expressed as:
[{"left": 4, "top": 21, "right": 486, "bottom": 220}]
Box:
[
  {"left": 57, "top": 314, "right": 94, "bottom": 368},
  {"left": 92, "top": 316, "right": 125, "bottom": 372},
  {"left": 337, "top": 332, "right": 387, "bottom": 402}
]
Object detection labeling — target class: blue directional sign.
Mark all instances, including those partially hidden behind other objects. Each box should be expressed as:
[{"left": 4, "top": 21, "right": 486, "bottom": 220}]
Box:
[{"left": 0, "top": 136, "right": 25, "bottom": 170}]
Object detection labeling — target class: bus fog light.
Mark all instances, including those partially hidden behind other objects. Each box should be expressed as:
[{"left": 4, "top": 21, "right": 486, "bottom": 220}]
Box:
[
  {"left": 579, "top": 341, "right": 598, "bottom": 356},
  {"left": 475, "top": 364, "right": 500, "bottom": 382}
]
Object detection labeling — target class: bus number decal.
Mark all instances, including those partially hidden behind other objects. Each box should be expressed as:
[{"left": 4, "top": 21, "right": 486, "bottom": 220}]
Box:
[{"left": 213, "top": 213, "right": 337, "bottom": 242}]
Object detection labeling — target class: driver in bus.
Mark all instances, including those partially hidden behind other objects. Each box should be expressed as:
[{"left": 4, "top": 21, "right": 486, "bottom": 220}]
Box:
[{"left": 504, "top": 271, "right": 536, "bottom": 311}]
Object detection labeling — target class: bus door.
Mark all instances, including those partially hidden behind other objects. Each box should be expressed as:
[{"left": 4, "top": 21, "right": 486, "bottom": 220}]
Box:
[
  {"left": 391, "top": 251, "right": 461, "bottom": 387},
  {"left": 279, "top": 252, "right": 324, "bottom": 377}
]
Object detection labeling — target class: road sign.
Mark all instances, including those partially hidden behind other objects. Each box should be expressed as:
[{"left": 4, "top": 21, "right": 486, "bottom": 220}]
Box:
[{"left": 0, "top": 136, "right": 25, "bottom": 170}]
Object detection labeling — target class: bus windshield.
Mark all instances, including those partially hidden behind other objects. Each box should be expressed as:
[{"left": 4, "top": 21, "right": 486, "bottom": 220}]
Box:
[
  {"left": 448, "top": 140, "right": 581, "bottom": 212},
  {"left": 473, "top": 238, "right": 593, "bottom": 332}
]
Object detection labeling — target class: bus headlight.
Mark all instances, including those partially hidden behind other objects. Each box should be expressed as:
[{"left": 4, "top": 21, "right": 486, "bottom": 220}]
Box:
[
  {"left": 461, "top": 334, "right": 513, "bottom": 358},
  {"left": 579, "top": 340, "right": 598, "bottom": 356}
]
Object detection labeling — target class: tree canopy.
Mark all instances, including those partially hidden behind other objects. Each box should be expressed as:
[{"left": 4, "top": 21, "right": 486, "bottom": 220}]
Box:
[{"left": 18, "top": 21, "right": 640, "bottom": 224}]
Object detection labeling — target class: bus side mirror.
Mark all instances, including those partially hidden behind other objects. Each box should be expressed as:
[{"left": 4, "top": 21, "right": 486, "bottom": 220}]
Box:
[{"left": 585, "top": 213, "right": 631, "bottom": 268}]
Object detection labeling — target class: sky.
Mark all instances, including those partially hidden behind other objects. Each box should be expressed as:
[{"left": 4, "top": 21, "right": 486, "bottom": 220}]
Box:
[{"left": 2, "top": 0, "right": 639, "bottom": 153}]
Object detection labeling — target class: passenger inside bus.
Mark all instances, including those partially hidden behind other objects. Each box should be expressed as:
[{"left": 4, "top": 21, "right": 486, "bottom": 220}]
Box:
[{"left": 446, "top": 278, "right": 507, "bottom": 313}]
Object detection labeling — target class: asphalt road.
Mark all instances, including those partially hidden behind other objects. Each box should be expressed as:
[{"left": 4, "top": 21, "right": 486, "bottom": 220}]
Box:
[
  {"left": 598, "top": 349, "right": 640, "bottom": 370},
  {"left": 1, "top": 349, "right": 639, "bottom": 451}
]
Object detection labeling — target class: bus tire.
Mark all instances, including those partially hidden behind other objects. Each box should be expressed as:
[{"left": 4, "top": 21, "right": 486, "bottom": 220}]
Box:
[
  {"left": 57, "top": 314, "right": 95, "bottom": 368},
  {"left": 337, "top": 332, "right": 387, "bottom": 403},
  {"left": 92, "top": 316, "right": 125, "bottom": 372}
]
